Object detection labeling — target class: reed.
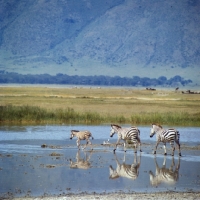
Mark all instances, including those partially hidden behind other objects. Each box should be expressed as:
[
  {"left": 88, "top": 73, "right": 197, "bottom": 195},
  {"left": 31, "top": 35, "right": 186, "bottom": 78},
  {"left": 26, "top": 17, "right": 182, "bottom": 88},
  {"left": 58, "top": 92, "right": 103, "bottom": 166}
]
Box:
[
  {"left": 0, "top": 105, "right": 199, "bottom": 126},
  {"left": 130, "top": 112, "right": 200, "bottom": 126}
]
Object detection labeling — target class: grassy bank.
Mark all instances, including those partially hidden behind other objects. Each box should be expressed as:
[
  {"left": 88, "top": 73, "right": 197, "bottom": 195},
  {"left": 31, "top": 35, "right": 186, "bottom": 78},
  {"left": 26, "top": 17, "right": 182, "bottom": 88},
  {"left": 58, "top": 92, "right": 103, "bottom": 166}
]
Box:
[
  {"left": 0, "top": 86, "right": 200, "bottom": 126},
  {"left": 1, "top": 105, "right": 200, "bottom": 126}
]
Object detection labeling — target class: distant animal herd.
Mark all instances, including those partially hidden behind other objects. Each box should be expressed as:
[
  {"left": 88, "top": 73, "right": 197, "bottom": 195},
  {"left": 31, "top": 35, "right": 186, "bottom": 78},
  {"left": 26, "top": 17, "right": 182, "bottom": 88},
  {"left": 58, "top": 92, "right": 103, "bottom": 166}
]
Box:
[{"left": 70, "top": 123, "right": 181, "bottom": 157}]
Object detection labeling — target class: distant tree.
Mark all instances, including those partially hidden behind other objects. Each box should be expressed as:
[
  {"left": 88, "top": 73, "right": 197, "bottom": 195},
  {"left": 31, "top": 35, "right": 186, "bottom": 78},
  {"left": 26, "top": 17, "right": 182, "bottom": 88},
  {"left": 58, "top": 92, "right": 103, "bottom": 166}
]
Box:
[{"left": 0, "top": 71, "right": 192, "bottom": 87}]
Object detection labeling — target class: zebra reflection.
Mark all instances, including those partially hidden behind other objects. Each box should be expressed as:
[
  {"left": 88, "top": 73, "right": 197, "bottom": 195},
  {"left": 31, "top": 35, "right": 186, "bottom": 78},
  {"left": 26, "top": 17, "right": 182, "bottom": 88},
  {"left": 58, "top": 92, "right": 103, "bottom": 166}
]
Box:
[
  {"left": 149, "top": 156, "right": 180, "bottom": 186},
  {"left": 70, "top": 150, "right": 92, "bottom": 170},
  {"left": 109, "top": 152, "right": 141, "bottom": 180}
]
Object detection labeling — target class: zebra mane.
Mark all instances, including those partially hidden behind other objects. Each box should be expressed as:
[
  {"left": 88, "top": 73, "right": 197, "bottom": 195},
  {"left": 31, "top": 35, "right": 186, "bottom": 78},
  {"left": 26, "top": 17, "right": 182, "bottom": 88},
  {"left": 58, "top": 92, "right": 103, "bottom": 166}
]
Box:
[
  {"left": 152, "top": 123, "right": 163, "bottom": 128},
  {"left": 111, "top": 124, "right": 121, "bottom": 128},
  {"left": 71, "top": 130, "right": 80, "bottom": 132}
]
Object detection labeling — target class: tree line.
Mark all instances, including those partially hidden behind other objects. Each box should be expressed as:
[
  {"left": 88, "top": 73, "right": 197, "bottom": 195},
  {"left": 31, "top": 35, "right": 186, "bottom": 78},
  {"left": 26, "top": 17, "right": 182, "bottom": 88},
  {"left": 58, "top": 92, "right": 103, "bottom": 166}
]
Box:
[{"left": 0, "top": 71, "right": 192, "bottom": 87}]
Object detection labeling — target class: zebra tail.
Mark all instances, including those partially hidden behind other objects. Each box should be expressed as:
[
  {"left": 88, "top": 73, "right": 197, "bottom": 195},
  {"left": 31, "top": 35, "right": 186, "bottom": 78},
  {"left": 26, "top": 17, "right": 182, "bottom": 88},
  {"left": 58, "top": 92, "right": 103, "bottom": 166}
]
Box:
[{"left": 175, "top": 130, "right": 180, "bottom": 141}]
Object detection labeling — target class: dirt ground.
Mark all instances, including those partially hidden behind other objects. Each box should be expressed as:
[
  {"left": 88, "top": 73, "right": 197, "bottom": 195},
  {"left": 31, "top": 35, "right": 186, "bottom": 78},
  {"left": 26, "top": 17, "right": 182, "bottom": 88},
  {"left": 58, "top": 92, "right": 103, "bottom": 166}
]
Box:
[{"left": 13, "top": 192, "right": 200, "bottom": 200}]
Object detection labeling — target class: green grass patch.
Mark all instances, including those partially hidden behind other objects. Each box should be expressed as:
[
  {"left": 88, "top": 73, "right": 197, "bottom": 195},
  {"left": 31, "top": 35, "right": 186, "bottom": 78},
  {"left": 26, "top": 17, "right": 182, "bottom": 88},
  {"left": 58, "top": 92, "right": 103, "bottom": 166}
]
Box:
[
  {"left": 130, "top": 112, "right": 200, "bottom": 126},
  {"left": 0, "top": 105, "right": 199, "bottom": 126}
]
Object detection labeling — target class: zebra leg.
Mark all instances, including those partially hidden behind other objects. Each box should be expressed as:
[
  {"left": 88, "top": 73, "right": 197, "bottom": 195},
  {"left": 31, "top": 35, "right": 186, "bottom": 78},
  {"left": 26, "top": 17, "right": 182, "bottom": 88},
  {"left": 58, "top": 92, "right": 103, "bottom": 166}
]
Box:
[
  {"left": 169, "top": 156, "right": 175, "bottom": 171},
  {"left": 162, "top": 155, "right": 166, "bottom": 167},
  {"left": 114, "top": 139, "right": 120, "bottom": 153},
  {"left": 124, "top": 142, "right": 127, "bottom": 152},
  {"left": 175, "top": 140, "right": 181, "bottom": 156},
  {"left": 137, "top": 137, "right": 142, "bottom": 152},
  {"left": 76, "top": 139, "right": 80, "bottom": 150},
  {"left": 76, "top": 150, "right": 81, "bottom": 162},
  {"left": 87, "top": 139, "right": 93, "bottom": 151},
  {"left": 153, "top": 142, "right": 159, "bottom": 154},
  {"left": 163, "top": 143, "right": 167, "bottom": 155},
  {"left": 170, "top": 142, "right": 175, "bottom": 156},
  {"left": 113, "top": 143, "right": 118, "bottom": 153},
  {"left": 134, "top": 143, "right": 137, "bottom": 153}
]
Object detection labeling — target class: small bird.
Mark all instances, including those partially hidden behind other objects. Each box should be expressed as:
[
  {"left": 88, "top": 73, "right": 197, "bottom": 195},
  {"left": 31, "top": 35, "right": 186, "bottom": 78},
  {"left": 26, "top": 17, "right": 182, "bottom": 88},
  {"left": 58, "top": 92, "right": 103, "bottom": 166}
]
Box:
[{"left": 102, "top": 139, "right": 110, "bottom": 145}]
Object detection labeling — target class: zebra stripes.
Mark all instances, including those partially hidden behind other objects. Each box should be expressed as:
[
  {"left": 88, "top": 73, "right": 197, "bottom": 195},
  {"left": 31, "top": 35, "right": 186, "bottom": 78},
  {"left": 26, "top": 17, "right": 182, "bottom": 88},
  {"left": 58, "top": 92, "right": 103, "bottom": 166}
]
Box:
[
  {"left": 109, "top": 152, "right": 140, "bottom": 180},
  {"left": 110, "top": 124, "right": 142, "bottom": 153},
  {"left": 69, "top": 123, "right": 181, "bottom": 156},
  {"left": 150, "top": 123, "right": 181, "bottom": 156},
  {"left": 149, "top": 156, "right": 180, "bottom": 186}
]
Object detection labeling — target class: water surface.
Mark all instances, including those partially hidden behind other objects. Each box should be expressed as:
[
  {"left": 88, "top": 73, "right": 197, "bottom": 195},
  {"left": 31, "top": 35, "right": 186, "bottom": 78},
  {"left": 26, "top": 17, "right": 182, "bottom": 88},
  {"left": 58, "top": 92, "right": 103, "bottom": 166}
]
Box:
[{"left": 0, "top": 125, "right": 199, "bottom": 198}]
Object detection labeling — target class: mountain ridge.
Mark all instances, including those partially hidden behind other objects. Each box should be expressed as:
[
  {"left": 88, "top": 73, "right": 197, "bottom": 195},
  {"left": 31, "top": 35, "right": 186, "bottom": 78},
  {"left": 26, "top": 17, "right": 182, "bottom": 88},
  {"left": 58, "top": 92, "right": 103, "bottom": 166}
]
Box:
[{"left": 0, "top": 0, "right": 200, "bottom": 86}]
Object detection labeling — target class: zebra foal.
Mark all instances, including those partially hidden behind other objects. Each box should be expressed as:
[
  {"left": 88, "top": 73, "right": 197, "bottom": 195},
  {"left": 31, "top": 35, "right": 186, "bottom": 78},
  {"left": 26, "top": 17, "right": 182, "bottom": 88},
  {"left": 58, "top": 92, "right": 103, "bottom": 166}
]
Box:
[
  {"left": 70, "top": 130, "right": 94, "bottom": 150},
  {"left": 110, "top": 124, "right": 142, "bottom": 153},
  {"left": 150, "top": 123, "right": 181, "bottom": 156},
  {"left": 70, "top": 150, "right": 92, "bottom": 169}
]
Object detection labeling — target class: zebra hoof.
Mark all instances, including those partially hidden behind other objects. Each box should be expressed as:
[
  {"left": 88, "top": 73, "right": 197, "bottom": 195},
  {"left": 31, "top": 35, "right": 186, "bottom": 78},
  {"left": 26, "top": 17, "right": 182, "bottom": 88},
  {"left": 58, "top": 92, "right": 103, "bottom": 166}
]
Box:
[
  {"left": 153, "top": 151, "right": 156, "bottom": 154},
  {"left": 164, "top": 153, "right": 167, "bottom": 156},
  {"left": 179, "top": 153, "right": 182, "bottom": 157},
  {"left": 140, "top": 150, "right": 142, "bottom": 152},
  {"left": 113, "top": 149, "right": 116, "bottom": 154}
]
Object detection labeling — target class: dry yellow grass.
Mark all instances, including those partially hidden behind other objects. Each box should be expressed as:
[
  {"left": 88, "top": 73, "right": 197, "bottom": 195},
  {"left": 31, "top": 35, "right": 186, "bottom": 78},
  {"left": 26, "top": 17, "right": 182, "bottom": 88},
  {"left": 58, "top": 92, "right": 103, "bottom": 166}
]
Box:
[{"left": 0, "top": 86, "right": 200, "bottom": 119}]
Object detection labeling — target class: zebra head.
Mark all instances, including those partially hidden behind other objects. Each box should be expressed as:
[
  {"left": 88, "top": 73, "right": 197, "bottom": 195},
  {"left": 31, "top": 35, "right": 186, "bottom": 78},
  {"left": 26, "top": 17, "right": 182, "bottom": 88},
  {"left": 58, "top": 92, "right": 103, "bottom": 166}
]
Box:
[
  {"left": 150, "top": 123, "right": 163, "bottom": 138},
  {"left": 149, "top": 170, "right": 159, "bottom": 186},
  {"left": 110, "top": 124, "right": 119, "bottom": 137},
  {"left": 70, "top": 130, "right": 79, "bottom": 139},
  {"left": 150, "top": 124, "right": 156, "bottom": 138},
  {"left": 109, "top": 165, "right": 119, "bottom": 179}
]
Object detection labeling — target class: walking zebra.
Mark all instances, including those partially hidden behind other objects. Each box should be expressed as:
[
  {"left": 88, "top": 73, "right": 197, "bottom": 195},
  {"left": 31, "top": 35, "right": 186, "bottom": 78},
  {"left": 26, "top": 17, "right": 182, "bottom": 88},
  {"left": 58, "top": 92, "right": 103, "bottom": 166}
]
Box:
[
  {"left": 70, "top": 150, "right": 92, "bottom": 170},
  {"left": 110, "top": 124, "right": 142, "bottom": 153},
  {"left": 150, "top": 123, "right": 181, "bottom": 156},
  {"left": 109, "top": 152, "right": 140, "bottom": 180},
  {"left": 70, "top": 130, "right": 94, "bottom": 150},
  {"left": 149, "top": 156, "right": 180, "bottom": 186}
]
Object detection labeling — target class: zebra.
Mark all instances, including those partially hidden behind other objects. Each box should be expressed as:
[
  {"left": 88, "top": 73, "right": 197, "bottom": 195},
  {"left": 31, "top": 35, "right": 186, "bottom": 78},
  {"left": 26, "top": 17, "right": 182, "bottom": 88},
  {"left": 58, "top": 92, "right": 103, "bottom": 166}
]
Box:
[
  {"left": 109, "top": 152, "right": 140, "bottom": 180},
  {"left": 70, "top": 150, "right": 92, "bottom": 170},
  {"left": 149, "top": 156, "right": 180, "bottom": 186},
  {"left": 70, "top": 130, "right": 94, "bottom": 150},
  {"left": 110, "top": 124, "right": 142, "bottom": 153},
  {"left": 150, "top": 123, "right": 181, "bottom": 156}
]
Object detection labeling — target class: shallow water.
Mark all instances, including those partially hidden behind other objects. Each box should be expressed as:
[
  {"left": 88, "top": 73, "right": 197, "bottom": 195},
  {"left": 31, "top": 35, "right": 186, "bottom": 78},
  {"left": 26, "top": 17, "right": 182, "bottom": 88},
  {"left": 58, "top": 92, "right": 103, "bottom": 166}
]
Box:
[
  {"left": 0, "top": 125, "right": 199, "bottom": 198},
  {"left": 1, "top": 124, "right": 200, "bottom": 142}
]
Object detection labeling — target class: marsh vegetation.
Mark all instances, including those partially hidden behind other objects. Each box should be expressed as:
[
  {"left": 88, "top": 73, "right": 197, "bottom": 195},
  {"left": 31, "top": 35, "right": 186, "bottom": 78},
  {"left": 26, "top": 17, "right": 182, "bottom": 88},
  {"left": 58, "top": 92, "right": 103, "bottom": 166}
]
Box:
[{"left": 0, "top": 86, "right": 200, "bottom": 126}]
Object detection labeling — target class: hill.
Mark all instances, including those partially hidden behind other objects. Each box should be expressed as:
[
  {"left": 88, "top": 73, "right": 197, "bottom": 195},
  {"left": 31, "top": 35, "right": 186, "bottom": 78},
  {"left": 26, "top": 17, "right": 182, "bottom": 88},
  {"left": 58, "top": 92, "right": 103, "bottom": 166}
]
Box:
[{"left": 0, "top": 0, "right": 200, "bottom": 86}]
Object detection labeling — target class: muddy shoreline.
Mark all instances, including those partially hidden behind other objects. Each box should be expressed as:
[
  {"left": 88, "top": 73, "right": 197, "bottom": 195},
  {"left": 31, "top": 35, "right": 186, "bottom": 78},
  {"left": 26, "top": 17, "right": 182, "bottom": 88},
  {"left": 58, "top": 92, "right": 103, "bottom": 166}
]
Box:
[{"left": 13, "top": 192, "right": 200, "bottom": 200}]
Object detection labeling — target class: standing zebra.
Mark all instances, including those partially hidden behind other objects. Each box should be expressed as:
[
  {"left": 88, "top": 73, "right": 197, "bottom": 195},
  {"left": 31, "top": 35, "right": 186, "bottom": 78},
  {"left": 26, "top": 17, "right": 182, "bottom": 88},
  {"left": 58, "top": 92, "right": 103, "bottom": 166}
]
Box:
[
  {"left": 149, "top": 156, "right": 180, "bottom": 186},
  {"left": 110, "top": 124, "right": 142, "bottom": 153},
  {"left": 70, "top": 130, "right": 94, "bottom": 150},
  {"left": 109, "top": 152, "right": 140, "bottom": 180},
  {"left": 150, "top": 123, "right": 181, "bottom": 156}
]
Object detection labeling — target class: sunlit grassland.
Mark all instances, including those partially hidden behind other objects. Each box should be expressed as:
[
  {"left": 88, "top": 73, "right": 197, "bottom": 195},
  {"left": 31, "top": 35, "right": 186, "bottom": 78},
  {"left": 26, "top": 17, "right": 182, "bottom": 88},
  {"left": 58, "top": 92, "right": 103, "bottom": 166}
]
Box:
[{"left": 0, "top": 86, "right": 200, "bottom": 126}]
